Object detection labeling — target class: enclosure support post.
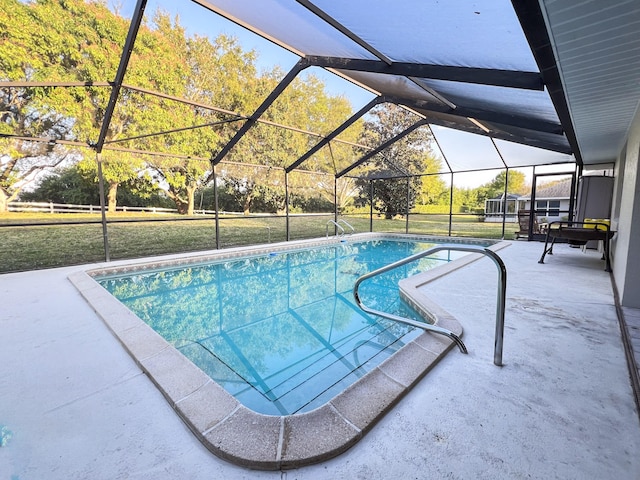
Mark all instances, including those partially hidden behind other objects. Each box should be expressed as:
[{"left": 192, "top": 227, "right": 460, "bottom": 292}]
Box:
[
  {"left": 491, "top": 138, "right": 509, "bottom": 240},
  {"left": 502, "top": 168, "right": 509, "bottom": 239},
  {"left": 96, "top": 153, "right": 110, "bottom": 262},
  {"left": 369, "top": 180, "right": 374, "bottom": 232},
  {"left": 334, "top": 176, "right": 338, "bottom": 232},
  {"left": 212, "top": 163, "right": 220, "bottom": 249},
  {"left": 568, "top": 166, "right": 578, "bottom": 223},
  {"left": 285, "top": 170, "right": 290, "bottom": 241},
  {"left": 529, "top": 167, "right": 538, "bottom": 241},
  {"left": 428, "top": 125, "right": 454, "bottom": 237},
  {"left": 405, "top": 177, "right": 410, "bottom": 234},
  {"left": 448, "top": 172, "right": 454, "bottom": 236}
]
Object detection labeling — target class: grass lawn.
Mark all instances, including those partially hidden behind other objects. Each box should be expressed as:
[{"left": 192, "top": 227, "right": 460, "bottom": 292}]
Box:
[{"left": 0, "top": 211, "right": 514, "bottom": 273}]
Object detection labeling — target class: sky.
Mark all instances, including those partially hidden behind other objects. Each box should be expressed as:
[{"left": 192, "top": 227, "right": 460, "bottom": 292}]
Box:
[
  {"left": 107, "top": 0, "right": 575, "bottom": 189},
  {"left": 109, "top": 0, "right": 375, "bottom": 107}
]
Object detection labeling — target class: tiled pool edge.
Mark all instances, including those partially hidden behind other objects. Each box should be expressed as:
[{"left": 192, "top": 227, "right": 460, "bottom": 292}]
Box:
[{"left": 68, "top": 235, "right": 510, "bottom": 470}]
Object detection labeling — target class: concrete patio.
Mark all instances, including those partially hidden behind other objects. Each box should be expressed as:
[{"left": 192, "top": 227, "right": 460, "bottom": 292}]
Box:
[{"left": 1, "top": 240, "right": 639, "bottom": 479}]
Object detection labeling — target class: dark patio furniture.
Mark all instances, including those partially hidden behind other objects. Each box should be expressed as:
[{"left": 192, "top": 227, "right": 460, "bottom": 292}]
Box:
[
  {"left": 538, "top": 221, "right": 615, "bottom": 271},
  {"left": 515, "top": 210, "right": 542, "bottom": 239}
]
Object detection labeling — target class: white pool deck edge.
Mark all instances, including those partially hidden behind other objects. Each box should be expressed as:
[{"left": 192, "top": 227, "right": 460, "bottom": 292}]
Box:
[{"left": 1, "top": 238, "right": 640, "bottom": 479}]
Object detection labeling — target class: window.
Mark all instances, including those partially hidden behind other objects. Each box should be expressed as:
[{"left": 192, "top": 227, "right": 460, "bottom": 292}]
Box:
[
  {"left": 536, "top": 200, "right": 561, "bottom": 217},
  {"left": 486, "top": 200, "right": 500, "bottom": 214},
  {"left": 485, "top": 199, "right": 517, "bottom": 215}
]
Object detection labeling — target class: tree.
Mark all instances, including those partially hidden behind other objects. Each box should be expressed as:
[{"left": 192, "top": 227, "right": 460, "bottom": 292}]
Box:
[
  {"left": 92, "top": 9, "right": 192, "bottom": 212},
  {"left": 19, "top": 163, "right": 166, "bottom": 208},
  {"left": 0, "top": 1, "right": 361, "bottom": 216},
  {"left": 0, "top": 1, "right": 193, "bottom": 212},
  {"left": 289, "top": 169, "right": 357, "bottom": 213},
  {"left": 148, "top": 158, "right": 207, "bottom": 214},
  {"left": 279, "top": 76, "right": 363, "bottom": 212},
  {"left": 0, "top": 140, "right": 76, "bottom": 210},
  {"left": 76, "top": 151, "right": 145, "bottom": 212},
  {"left": 418, "top": 171, "right": 448, "bottom": 206},
  {"left": 19, "top": 165, "right": 99, "bottom": 205},
  {"left": 481, "top": 170, "right": 528, "bottom": 201},
  {"left": 221, "top": 72, "right": 359, "bottom": 215},
  {"left": 354, "top": 104, "right": 443, "bottom": 219},
  {"left": 216, "top": 164, "right": 285, "bottom": 214},
  {"left": 141, "top": 25, "right": 261, "bottom": 215},
  {"left": 486, "top": 170, "right": 527, "bottom": 196},
  {"left": 452, "top": 185, "right": 488, "bottom": 210},
  {"left": 301, "top": 141, "right": 362, "bottom": 212},
  {"left": 0, "top": 0, "right": 86, "bottom": 210},
  {"left": 0, "top": 1, "right": 147, "bottom": 211}
]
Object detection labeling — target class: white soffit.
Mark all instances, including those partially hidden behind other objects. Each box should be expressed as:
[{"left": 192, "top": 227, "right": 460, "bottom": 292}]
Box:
[{"left": 541, "top": 0, "right": 640, "bottom": 164}]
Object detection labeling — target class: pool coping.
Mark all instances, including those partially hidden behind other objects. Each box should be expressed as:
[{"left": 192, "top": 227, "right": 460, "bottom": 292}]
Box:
[{"left": 68, "top": 233, "right": 510, "bottom": 470}]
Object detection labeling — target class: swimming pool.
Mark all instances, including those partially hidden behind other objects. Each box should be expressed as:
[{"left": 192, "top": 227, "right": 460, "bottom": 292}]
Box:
[
  {"left": 70, "top": 233, "right": 503, "bottom": 469},
  {"left": 96, "top": 239, "right": 467, "bottom": 415}
]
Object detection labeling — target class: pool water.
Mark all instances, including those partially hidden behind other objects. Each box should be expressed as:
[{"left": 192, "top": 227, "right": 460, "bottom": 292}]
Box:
[{"left": 98, "top": 239, "right": 464, "bottom": 415}]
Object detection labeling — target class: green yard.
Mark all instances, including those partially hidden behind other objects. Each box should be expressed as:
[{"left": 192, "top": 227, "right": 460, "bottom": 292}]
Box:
[{"left": 0, "top": 212, "right": 514, "bottom": 273}]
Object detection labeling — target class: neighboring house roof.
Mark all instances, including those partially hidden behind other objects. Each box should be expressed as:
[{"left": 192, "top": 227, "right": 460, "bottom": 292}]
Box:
[
  {"left": 488, "top": 193, "right": 521, "bottom": 201},
  {"left": 521, "top": 178, "right": 573, "bottom": 200}
]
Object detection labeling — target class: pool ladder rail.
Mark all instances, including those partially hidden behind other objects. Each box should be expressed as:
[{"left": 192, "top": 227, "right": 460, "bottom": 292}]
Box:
[
  {"left": 353, "top": 245, "right": 507, "bottom": 366},
  {"left": 326, "top": 219, "right": 355, "bottom": 238}
]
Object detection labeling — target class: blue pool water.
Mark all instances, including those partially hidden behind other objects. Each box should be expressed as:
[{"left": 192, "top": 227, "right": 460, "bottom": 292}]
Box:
[{"left": 98, "top": 239, "right": 468, "bottom": 415}]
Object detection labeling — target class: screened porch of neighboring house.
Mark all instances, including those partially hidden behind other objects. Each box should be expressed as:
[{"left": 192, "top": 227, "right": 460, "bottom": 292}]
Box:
[{"left": 483, "top": 193, "right": 524, "bottom": 223}]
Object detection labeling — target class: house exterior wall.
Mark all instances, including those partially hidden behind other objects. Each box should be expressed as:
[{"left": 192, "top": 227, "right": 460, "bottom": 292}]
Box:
[
  {"left": 523, "top": 199, "right": 570, "bottom": 223},
  {"left": 612, "top": 104, "right": 640, "bottom": 308},
  {"left": 484, "top": 198, "right": 569, "bottom": 223}
]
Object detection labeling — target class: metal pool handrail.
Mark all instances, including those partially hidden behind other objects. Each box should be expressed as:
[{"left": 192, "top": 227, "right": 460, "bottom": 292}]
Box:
[
  {"left": 353, "top": 245, "right": 507, "bottom": 366},
  {"left": 326, "top": 219, "right": 345, "bottom": 238},
  {"left": 336, "top": 219, "right": 355, "bottom": 234}
]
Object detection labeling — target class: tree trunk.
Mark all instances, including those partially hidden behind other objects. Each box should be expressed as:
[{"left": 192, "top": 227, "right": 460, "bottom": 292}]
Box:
[
  {"left": 166, "top": 186, "right": 188, "bottom": 214},
  {"left": 243, "top": 193, "right": 253, "bottom": 216},
  {"left": 186, "top": 185, "right": 196, "bottom": 216},
  {"left": 107, "top": 182, "right": 118, "bottom": 213},
  {"left": 0, "top": 189, "right": 8, "bottom": 213},
  {"left": 175, "top": 201, "right": 188, "bottom": 214}
]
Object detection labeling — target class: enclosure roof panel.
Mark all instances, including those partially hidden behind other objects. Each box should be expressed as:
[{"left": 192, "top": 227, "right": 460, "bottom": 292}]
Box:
[
  {"left": 414, "top": 80, "right": 560, "bottom": 125},
  {"left": 310, "top": 0, "right": 539, "bottom": 71},
  {"left": 194, "top": 0, "right": 578, "bottom": 169},
  {"left": 430, "top": 126, "right": 505, "bottom": 173},
  {"left": 492, "top": 140, "right": 574, "bottom": 169},
  {"left": 193, "top": 0, "right": 378, "bottom": 59},
  {"left": 335, "top": 70, "right": 440, "bottom": 103}
]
